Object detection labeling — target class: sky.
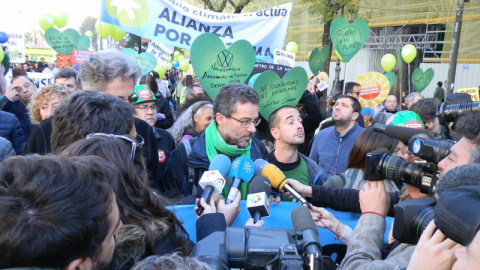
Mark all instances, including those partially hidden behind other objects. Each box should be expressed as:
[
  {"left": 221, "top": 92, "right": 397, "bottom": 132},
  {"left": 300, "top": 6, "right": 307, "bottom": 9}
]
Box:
[{"left": 0, "top": 0, "right": 101, "bottom": 33}]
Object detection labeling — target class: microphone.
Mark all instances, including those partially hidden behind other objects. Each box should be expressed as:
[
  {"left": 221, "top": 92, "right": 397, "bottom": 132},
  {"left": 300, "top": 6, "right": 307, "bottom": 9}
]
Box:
[
  {"left": 253, "top": 158, "right": 269, "bottom": 177},
  {"left": 246, "top": 176, "right": 271, "bottom": 224},
  {"left": 260, "top": 163, "right": 311, "bottom": 209},
  {"left": 226, "top": 156, "right": 254, "bottom": 204},
  {"left": 373, "top": 123, "right": 428, "bottom": 145},
  {"left": 196, "top": 154, "right": 231, "bottom": 215},
  {"left": 291, "top": 207, "right": 321, "bottom": 270},
  {"left": 437, "top": 102, "right": 480, "bottom": 122}
]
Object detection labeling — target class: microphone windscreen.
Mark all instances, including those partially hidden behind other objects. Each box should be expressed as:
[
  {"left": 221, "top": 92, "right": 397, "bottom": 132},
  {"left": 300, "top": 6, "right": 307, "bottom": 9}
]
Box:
[
  {"left": 291, "top": 207, "right": 319, "bottom": 239},
  {"left": 250, "top": 176, "right": 271, "bottom": 196},
  {"left": 228, "top": 156, "right": 254, "bottom": 183},
  {"left": 261, "top": 164, "right": 286, "bottom": 189},
  {"left": 254, "top": 159, "right": 269, "bottom": 176},
  {"left": 209, "top": 154, "right": 232, "bottom": 177}
]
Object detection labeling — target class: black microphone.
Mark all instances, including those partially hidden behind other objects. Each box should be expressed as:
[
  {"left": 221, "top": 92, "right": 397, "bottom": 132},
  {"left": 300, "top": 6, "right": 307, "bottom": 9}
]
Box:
[
  {"left": 437, "top": 102, "right": 480, "bottom": 122},
  {"left": 247, "top": 176, "right": 271, "bottom": 224},
  {"left": 373, "top": 123, "right": 428, "bottom": 145},
  {"left": 291, "top": 207, "right": 321, "bottom": 270}
]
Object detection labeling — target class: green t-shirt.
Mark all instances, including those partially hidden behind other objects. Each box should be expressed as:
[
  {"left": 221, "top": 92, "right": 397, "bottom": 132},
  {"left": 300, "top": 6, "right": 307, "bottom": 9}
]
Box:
[{"left": 280, "top": 156, "right": 309, "bottom": 201}]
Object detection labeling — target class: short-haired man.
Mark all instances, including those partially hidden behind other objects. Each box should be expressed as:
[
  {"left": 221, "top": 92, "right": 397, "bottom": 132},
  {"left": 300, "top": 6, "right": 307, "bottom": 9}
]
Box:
[
  {"left": 54, "top": 67, "right": 79, "bottom": 91},
  {"left": 345, "top": 82, "right": 365, "bottom": 127},
  {"left": 381, "top": 95, "right": 398, "bottom": 114},
  {"left": 25, "top": 50, "right": 159, "bottom": 182},
  {"left": 0, "top": 155, "right": 122, "bottom": 269},
  {"left": 404, "top": 92, "right": 423, "bottom": 110},
  {"left": 164, "top": 83, "right": 268, "bottom": 201},
  {"left": 309, "top": 95, "right": 363, "bottom": 180},
  {"left": 409, "top": 98, "right": 450, "bottom": 138},
  {"left": 434, "top": 81, "right": 445, "bottom": 102},
  {"left": 268, "top": 106, "right": 322, "bottom": 200}
]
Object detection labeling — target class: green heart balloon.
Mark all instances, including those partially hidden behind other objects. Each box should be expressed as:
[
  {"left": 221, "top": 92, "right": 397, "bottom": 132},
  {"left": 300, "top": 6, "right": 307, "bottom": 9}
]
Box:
[
  {"left": 191, "top": 33, "right": 255, "bottom": 99},
  {"left": 45, "top": 28, "right": 79, "bottom": 55},
  {"left": 121, "top": 48, "right": 158, "bottom": 76},
  {"left": 309, "top": 45, "right": 330, "bottom": 75},
  {"left": 412, "top": 68, "right": 434, "bottom": 92},
  {"left": 384, "top": 71, "right": 396, "bottom": 88},
  {"left": 330, "top": 17, "right": 369, "bottom": 63},
  {"left": 76, "top": 35, "right": 91, "bottom": 51},
  {"left": 252, "top": 67, "right": 308, "bottom": 120}
]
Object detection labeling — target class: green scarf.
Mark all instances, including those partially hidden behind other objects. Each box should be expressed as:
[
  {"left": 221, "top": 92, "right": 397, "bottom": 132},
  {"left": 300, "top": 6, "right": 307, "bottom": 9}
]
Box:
[{"left": 204, "top": 121, "right": 251, "bottom": 199}]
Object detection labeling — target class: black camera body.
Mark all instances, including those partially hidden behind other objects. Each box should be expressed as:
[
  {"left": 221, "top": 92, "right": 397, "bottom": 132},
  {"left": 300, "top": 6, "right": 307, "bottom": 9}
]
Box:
[
  {"left": 408, "top": 134, "right": 455, "bottom": 164},
  {"left": 392, "top": 196, "right": 436, "bottom": 244}
]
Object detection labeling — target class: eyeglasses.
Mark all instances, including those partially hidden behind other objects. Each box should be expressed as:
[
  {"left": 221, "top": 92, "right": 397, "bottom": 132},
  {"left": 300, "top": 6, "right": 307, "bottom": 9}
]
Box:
[
  {"left": 86, "top": 133, "right": 145, "bottom": 161},
  {"left": 135, "top": 104, "right": 157, "bottom": 111},
  {"left": 226, "top": 115, "right": 261, "bottom": 128}
]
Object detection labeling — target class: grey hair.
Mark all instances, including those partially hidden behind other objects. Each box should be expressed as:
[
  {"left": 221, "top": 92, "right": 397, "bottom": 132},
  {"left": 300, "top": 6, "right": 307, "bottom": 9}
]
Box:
[
  {"left": 470, "top": 145, "right": 480, "bottom": 164},
  {"left": 213, "top": 83, "right": 259, "bottom": 116},
  {"left": 79, "top": 50, "right": 141, "bottom": 92},
  {"left": 405, "top": 92, "right": 423, "bottom": 104},
  {"left": 183, "top": 84, "right": 202, "bottom": 99},
  {"left": 167, "top": 101, "right": 212, "bottom": 143},
  {"left": 132, "top": 253, "right": 210, "bottom": 270}
]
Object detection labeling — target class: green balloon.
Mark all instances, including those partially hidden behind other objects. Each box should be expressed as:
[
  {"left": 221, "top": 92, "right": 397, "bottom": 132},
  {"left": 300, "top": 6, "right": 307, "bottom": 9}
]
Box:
[
  {"left": 178, "top": 55, "right": 185, "bottom": 62},
  {"left": 167, "top": 55, "right": 172, "bottom": 62},
  {"left": 174, "top": 51, "right": 180, "bottom": 57},
  {"left": 179, "top": 60, "right": 189, "bottom": 72},
  {"left": 174, "top": 54, "right": 179, "bottom": 61},
  {"left": 285, "top": 41, "right": 298, "bottom": 54},
  {"left": 11, "top": 48, "right": 19, "bottom": 56},
  {"left": 308, "top": 45, "right": 330, "bottom": 75},
  {"left": 381, "top": 54, "right": 396, "bottom": 72},
  {"left": 166, "top": 63, "right": 173, "bottom": 70},
  {"left": 54, "top": 11, "right": 68, "bottom": 28},
  {"left": 384, "top": 71, "right": 396, "bottom": 88},
  {"left": 155, "top": 65, "right": 166, "bottom": 78},
  {"left": 0, "top": 50, "right": 4, "bottom": 62},
  {"left": 401, "top": 44, "right": 417, "bottom": 64},
  {"left": 38, "top": 13, "right": 55, "bottom": 31},
  {"left": 412, "top": 68, "right": 434, "bottom": 92},
  {"left": 85, "top": 31, "right": 93, "bottom": 39},
  {"left": 111, "top": 27, "right": 125, "bottom": 42},
  {"left": 95, "top": 20, "right": 115, "bottom": 38}
]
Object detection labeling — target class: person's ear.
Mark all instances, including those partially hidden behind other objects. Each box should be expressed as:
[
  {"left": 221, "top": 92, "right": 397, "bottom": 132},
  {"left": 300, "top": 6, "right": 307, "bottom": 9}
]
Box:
[
  {"left": 270, "top": 127, "right": 280, "bottom": 140},
  {"left": 351, "top": 112, "right": 359, "bottom": 121},
  {"left": 215, "top": 112, "right": 225, "bottom": 127},
  {"left": 65, "top": 258, "right": 92, "bottom": 270}
]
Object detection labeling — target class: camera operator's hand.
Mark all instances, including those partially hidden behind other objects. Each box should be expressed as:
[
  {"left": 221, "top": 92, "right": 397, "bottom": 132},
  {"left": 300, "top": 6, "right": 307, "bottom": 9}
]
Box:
[
  {"left": 194, "top": 197, "right": 216, "bottom": 218},
  {"left": 407, "top": 221, "right": 460, "bottom": 270},
  {"left": 309, "top": 206, "right": 339, "bottom": 229},
  {"left": 269, "top": 195, "right": 281, "bottom": 206},
  {"left": 360, "top": 181, "right": 390, "bottom": 217},
  {"left": 5, "top": 85, "right": 20, "bottom": 101},
  {"left": 245, "top": 218, "right": 265, "bottom": 227},
  {"left": 285, "top": 178, "right": 312, "bottom": 197},
  {"left": 217, "top": 192, "right": 241, "bottom": 226}
]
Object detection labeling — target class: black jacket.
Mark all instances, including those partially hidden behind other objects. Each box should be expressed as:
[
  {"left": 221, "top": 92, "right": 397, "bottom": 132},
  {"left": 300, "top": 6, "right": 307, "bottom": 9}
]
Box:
[
  {"left": 0, "top": 110, "right": 26, "bottom": 154},
  {"left": 0, "top": 97, "right": 32, "bottom": 138},
  {"left": 152, "top": 127, "right": 176, "bottom": 189},
  {"left": 154, "top": 96, "right": 174, "bottom": 129},
  {"left": 23, "top": 118, "right": 159, "bottom": 182}
]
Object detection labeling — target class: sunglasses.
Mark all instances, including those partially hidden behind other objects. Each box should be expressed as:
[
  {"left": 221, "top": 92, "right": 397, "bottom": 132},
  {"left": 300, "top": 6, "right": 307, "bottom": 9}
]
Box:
[{"left": 86, "top": 133, "right": 145, "bottom": 161}]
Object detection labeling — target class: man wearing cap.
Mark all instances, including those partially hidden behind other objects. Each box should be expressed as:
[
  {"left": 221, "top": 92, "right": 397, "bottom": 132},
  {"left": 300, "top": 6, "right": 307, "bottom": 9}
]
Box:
[{"left": 131, "top": 85, "right": 175, "bottom": 187}]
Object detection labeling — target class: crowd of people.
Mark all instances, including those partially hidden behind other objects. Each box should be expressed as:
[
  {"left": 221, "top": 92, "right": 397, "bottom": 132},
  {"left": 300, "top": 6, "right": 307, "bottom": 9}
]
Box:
[{"left": 0, "top": 48, "right": 479, "bottom": 270}]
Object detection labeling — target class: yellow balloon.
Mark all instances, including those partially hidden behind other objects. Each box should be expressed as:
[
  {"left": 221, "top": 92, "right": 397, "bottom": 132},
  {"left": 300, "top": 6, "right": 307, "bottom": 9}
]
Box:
[{"left": 0, "top": 50, "right": 4, "bottom": 62}]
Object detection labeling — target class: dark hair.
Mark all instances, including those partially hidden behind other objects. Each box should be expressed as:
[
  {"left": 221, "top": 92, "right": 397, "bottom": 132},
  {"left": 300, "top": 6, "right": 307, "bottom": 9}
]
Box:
[
  {"left": 184, "top": 75, "right": 193, "bottom": 87},
  {"left": 140, "top": 74, "right": 159, "bottom": 94},
  {"left": 183, "top": 84, "right": 202, "bottom": 99},
  {"left": 61, "top": 137, "right": 191, "bottom": 263},
  {"left": 150, "top": 70, "right": 160, "bottom": 79},
  {"left": 410, "top": 98, "right": 440, "bottom": 123},
  {"left": 0, "top": 155, "right": 116, "bottom": 268},
  {"left": 348, "top": 126, "right": 400, "bottom": 169},
  {"left": 51, "top": 90, "right": 135, "bottom": 153},
  {"left": 345, "top": 82, "right": 361, "bottom": 93},
  {"left": 437, "top": 81, "right": 443, "bottom": 87},
  {"left": 455, "top": 112, "right": 480, "bottom": 145},
  {"left": 54, "top": 67, "right": 77, "bottom": 83},
  {"left": 268, "top": 105, "right": 296, "bottom": 129},
  {"left": 335, "top": 95, "right": 361, "bottom": 113},
  {"left": 11, "top": 68, "right": 27, "bottom": 79},
  {"left": 213, "top": 83, "right": 259, "bottom": 116},
  {"left": 372, "top": 112, "right": 394, "bottom": 125}
]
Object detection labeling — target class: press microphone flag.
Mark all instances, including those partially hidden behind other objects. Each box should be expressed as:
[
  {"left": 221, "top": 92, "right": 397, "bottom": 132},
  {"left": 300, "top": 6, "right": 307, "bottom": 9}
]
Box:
[{"left": 226, "top": 156, "right": 254, "bottom": 204}]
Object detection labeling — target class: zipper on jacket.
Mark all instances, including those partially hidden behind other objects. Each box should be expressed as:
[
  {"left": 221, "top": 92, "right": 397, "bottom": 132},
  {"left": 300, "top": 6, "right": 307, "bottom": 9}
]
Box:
[{"left": 334, "top": 137, "right": 342, "bottom": 174}]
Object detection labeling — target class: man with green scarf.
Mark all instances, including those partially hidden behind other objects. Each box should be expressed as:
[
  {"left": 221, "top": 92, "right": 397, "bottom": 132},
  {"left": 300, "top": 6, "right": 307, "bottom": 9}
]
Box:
[{"left": 163, "top": 83, "right": 269, "bottom": 203}]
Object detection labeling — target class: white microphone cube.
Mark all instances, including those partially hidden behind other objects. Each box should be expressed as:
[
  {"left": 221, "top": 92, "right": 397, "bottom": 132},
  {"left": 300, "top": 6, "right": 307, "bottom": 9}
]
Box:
[
  {"left": 198, "top": 170, "right": 226, "bottom": 193},
  {"left": 246, "top": 192, "right": 270, "bottom": 218}
]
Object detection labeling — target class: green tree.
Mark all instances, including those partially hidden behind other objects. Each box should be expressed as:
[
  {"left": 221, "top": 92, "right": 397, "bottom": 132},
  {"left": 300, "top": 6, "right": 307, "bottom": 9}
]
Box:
[
  {"left": 79, "top": 16, "right": 98, "bottom": 51},
  {"left": 124, "top": 33, "right": 148, "bottom": 53},
  {"left": 302, "top": 0, "right": 359, "bottom": 77},
  {"left": 198, "top": 0, "right": 252, "bottom": 13}
]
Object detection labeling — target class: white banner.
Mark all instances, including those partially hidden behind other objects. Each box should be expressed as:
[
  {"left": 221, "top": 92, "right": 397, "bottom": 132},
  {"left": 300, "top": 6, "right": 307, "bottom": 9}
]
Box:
[
  {"left": 273, "top": 49, "right": 295, "bottom": 67},
  {"left": 5, "top": 71, "right": 55, "bottom": 90},
  {"left": 146, "top": 41, "right": 174, "bottom": 66},
  {"left": 6, "top": 33, "right": 25, "bottom": 64},
  {"left": 100, "top": 0, "right": 292, "bottom": 63}
]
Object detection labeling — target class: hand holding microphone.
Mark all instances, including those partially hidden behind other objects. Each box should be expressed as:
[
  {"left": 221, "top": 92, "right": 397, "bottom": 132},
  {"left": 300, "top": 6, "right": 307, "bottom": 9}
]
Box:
[{"left": 246, "top": 176, "right": 271, "bottom": 224}]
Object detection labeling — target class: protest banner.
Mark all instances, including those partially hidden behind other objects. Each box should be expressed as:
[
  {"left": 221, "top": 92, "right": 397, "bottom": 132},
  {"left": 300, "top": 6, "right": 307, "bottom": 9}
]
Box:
[
  {"left": 72, "top": 50, "right": 96, "bottom": 70},
  {"left": 457, "top": 87, "right": 480, "bottom": 101},
  {"left": 330, "top": 17, "right": 369, "bottom": 63},
  {"left": 5, "top": 71, "right": 54, "bottom": 89},
  {"left": 273, "top": 49, "right": 295, "bottom": 67},
  {"left": 246, "top": 62, "right": 292, "bottom": 86},
  {"left": 6, "top": 33, "right": 25, "bottom": 63},
  {"left": 356, "top": 72, "right": 390, "bottom": 108},
  {"left": 25, "top": 47, "right": 57, "bottom": 62},
  {"left": 146, "top": 41, "right": 174, "bottom": 66},
  {"left": 100, "top": 0, "right": 291, "bottom": 63}
]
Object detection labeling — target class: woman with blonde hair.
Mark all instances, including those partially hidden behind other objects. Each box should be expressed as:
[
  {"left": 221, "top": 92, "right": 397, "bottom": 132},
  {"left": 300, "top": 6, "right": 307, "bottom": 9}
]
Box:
[{"left": 29, "top": 84, "right": 70, "bottom": 124}]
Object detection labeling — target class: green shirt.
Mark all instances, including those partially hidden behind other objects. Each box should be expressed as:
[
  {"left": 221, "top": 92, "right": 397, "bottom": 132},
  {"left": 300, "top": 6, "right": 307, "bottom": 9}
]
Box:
[{"left": 270, "top": 153, "right": 309, "bottom": 201}]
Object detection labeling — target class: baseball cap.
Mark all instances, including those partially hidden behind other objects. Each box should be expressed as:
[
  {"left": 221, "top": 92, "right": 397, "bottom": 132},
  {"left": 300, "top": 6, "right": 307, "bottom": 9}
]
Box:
[{"left": 130, "top": 85, "right": 157, "bottom": 105}]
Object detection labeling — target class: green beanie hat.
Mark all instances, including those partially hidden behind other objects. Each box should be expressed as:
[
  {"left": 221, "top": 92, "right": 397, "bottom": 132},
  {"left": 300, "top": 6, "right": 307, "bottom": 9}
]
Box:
[
  {"left": 390, "top": 111, "right": 424, "bottom": 129},
  {"left": 131, "top": 85, "right": 157, "bottom": 105}
]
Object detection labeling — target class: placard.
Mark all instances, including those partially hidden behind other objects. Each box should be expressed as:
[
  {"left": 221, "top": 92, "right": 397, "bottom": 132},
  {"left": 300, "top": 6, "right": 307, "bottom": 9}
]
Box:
[{"left": 356, "top": 72, "right": 390, "bottom": 108}]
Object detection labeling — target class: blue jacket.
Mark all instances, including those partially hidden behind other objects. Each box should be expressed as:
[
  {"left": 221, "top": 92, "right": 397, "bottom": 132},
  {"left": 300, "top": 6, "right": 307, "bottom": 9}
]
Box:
[
  {"left": 0, "top": 110, "right": 26, "bottom": 154},
  {"left": 0, "top": 96, "right": 32, "bottom": 138},
  {"left": 309, "top": 124, "right": 363, "bottom": 178}
]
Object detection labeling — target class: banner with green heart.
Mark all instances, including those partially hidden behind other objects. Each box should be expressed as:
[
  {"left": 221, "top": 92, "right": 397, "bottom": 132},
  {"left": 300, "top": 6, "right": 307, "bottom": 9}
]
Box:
[
  {"left": 121, "top": 48, "right": 157, "bottom": 76},
  {"left": 308, "top": 45, "right": 330, "bottom": 75},
  {"left": 330, "top": 17, "right": 369, "bottom": 63},
  {"left": 412, "top": 68, "right": 434, "bottom": 92},
  {"left": 191, "top": 33, "right": 255, "bottom": 99},
  {"left": 252, "top": 67, "right": 308, "bottom": 120},
  {"left": 45, "top": 28, "right": 91, "bottom": 55}
]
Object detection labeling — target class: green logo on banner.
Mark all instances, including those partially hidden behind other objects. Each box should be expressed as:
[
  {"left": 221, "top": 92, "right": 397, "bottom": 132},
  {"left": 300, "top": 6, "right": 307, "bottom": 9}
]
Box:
[
  {"left": 45, "top": 28, "right": 90, "bottom": 55},
  {"left": 308, "top": 45, "right": 330, "bottom": 75},
  {"left": 105, "top": 0, "right": 149, "bottom": 27},
  {"left": 384, "top": 71, "right": 396, "bottom": 89},
  {"left": 330, "top": 17, "right": 369, "bottom": 63},
  {"left": 412, "top": 68, "right": 434, "bottom": 92},
  {"left": 252, "top": 67, "right": 308, "bottom": 120},
  {"left": 191, "top": 33, "right": 255, "bottom": 99},
  {"left": 121, "top": 48, "right": 157, "bottom": 75}
]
